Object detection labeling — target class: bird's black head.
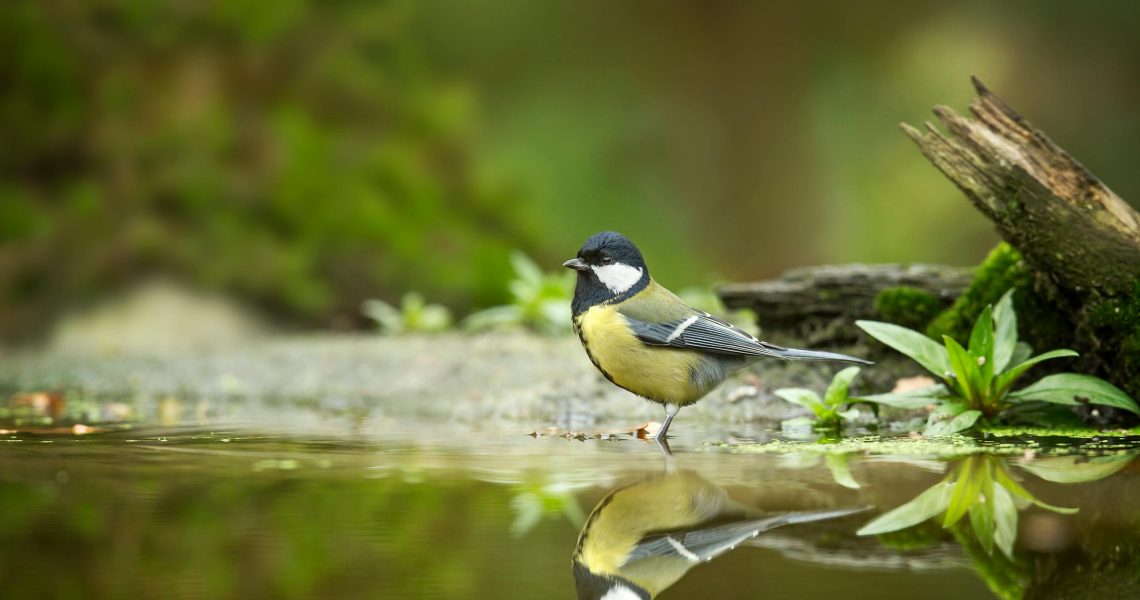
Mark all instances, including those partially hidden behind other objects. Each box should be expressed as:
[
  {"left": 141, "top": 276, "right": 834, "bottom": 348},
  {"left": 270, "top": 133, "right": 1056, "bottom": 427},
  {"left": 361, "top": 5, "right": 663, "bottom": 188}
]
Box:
[{"left": 564, "top": 231, "right": 650, "bottom": 316}]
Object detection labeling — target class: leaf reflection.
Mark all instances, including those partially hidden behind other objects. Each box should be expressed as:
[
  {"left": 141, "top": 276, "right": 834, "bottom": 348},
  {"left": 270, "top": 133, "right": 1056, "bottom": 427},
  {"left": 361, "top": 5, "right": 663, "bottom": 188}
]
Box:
[
  {"left": 858, "top": 452, "right": 1135, "bottom": 598},
  {"left": 857, "top": 455, "right": 1113, "bottom": 559}
]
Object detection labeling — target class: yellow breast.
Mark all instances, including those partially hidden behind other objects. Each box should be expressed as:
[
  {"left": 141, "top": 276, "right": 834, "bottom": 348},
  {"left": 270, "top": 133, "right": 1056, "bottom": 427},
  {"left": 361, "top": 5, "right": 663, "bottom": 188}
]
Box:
[{"left": 574, "top": 304, "right": 703, "bottom": 405}]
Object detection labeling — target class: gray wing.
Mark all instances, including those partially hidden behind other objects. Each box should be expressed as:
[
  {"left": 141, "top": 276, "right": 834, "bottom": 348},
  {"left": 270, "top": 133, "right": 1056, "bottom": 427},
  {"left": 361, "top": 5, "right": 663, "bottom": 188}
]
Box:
[
  {"left": 626, "top": 312, "right": 872, "bottom": 364},
  {"left": 623, "top": 506, "right": 872, "bottom": 566}
]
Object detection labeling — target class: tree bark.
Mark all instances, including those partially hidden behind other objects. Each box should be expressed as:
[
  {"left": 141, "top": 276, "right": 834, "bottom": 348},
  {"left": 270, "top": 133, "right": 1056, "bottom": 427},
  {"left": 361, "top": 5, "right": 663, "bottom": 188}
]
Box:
[{"left": 901, "top": 77, "right": 1140, "bottom": 296}]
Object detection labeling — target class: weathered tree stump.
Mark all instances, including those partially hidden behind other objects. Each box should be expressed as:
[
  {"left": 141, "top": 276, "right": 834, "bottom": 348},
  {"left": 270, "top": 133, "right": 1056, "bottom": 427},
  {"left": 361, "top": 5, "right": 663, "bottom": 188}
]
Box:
[{"left": 901, "top": 77, "right": 1140, "bottom": 296}]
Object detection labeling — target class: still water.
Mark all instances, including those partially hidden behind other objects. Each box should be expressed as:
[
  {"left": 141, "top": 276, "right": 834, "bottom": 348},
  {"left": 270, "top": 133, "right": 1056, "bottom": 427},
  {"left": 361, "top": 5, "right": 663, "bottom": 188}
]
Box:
[{"left": 2, "top": 419, "right": 1137, "bottom": 599}]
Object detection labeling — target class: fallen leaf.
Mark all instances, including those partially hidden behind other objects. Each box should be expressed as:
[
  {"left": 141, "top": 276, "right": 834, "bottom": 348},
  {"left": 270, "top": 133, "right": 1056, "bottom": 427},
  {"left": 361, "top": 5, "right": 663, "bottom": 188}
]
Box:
[
  {"left": 9, "top": 392, "right": 66, "bottom": 418},
  {"left": 635, "top": 422, "right": 662, "bottom": 439},
  {"left": 892, "top": 376, "right": 937, "bottom": 394}
]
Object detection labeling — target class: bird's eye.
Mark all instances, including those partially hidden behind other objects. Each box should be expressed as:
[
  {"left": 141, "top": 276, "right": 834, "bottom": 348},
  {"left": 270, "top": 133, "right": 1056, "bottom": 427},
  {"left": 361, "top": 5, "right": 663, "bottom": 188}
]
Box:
[{"left": 600, "top": 256, "right": 613, "bottom": 265}]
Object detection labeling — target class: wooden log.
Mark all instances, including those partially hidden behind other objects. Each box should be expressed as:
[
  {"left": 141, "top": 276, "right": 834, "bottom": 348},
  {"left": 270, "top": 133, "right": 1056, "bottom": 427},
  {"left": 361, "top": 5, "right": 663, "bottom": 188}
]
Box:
[{"left": 719, "top": 264, "right": 971, "bottom": 346}]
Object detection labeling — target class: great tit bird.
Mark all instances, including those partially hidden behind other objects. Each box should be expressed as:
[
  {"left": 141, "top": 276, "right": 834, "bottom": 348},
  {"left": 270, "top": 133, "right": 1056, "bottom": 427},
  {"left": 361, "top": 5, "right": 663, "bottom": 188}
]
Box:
[
  {"left": 564, "top": 231, "right": 871, "bottom": 439},
  {"left": 572, "top": 470, "right": 870, "bottom": 599}
]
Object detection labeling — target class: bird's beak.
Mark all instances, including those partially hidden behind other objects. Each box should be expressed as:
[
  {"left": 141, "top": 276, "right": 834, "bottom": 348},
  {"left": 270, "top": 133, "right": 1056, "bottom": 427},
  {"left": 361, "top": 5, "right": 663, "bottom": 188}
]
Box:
[{"left": 562, "top": 258, "right": 588, "bottom": 271}]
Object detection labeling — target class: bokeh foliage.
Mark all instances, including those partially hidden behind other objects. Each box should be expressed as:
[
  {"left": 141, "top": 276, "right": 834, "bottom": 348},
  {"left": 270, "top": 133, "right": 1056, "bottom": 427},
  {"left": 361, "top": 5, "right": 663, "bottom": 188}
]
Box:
[
  {"left": 4, "top": 0, "right": 1140, "bottom": 339},
  {"left": 0, "top": 0, "right": 541, "bottom": 336}
]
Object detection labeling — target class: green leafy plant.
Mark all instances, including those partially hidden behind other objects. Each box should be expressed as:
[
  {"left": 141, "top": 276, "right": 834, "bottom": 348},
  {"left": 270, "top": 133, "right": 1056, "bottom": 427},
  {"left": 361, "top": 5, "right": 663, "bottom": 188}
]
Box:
[
  {"left": 774, "top": 366, "right": 862, "bottom": 429},
  {"left": 855, "top": 289, "right": 1138, "bottom": 436},
  {"left": 858, "top": 455, "right": 1078, "bottom": 559},
  {"left": 361, "top": 292, "right": 452, "bottom": 334},
  {"left": 462, "top": 251, "right": 574, "bottom": 335}
]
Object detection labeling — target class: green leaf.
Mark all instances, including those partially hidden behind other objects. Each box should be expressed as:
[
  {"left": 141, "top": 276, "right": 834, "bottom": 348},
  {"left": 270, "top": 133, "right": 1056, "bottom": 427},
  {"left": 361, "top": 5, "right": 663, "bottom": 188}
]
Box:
[
  {"left": 509, "top": 250, "right": 544, "bottom": 285},
  {"left": 1018, "top": 454, "right": 1135, "bottom": 484},
  {"left": 857, "top": 480, "right": 954, "bottom": 536},
  {"left": 361, "top": 299, "right": 402, "bottom": 332},
  {"left": 969, "top": 502, "right": 995, "bottom": 556},
  {"left": 944, "top": 458, "right": 982, "bottom": 527},
  {"left": 1030, "top": 498, "right": 1079, "bottom": 516},
  {"left": 774, "top": 388, "right": 826, "bottom": 418},
  {"left": 968, "top": 305, "right": 995, "bottom": 389},
  {"left": 837, "top": 407, "right": 862, "bottom": 422},
  {"left": 992, "top": 467, "right": 1033, "bottom": 503},
  {"left": 924, "top": 405, "right": 982, "bottom": 436},
  {"left": 854, "top": 385, "right": 951, "bottom": 409},
  {"left": 969, "top": 461, "right": 996, "bottom": 555},
  {"left": 416, "top": 304, "right": 453, "bottom": 331},
  {"left": 1008, "top": 373, "right": 1140, "bottom": 415},
  {"left": 944, "top": 337, "right": 982, "bottom": 406},
  {"left": 993, "top": 466, "right": 1078, "bottom": 515},
  {"left": 993, "top": 349, "right": 1079, "bottom": 395},
  {"left": 826, "top": 454, "right": 861, "bottom": 489},
  {"left": 856, "top": 320, "right": 951, "bottom": 378},
  {"left": 992, "top": 483, "right": 1019, "bottom": 560},
  {"left": 1009, "top": 342, "right": 1033, "bottom": 369},
  {"left": 992, "top": 290, "right": 1018, "bottom": 374},
  {"left": 401, "top": 291, "right": 425, "bottom": 312},
  {"left": 824, "top": 366, "right": 861, "bottom": 408}
]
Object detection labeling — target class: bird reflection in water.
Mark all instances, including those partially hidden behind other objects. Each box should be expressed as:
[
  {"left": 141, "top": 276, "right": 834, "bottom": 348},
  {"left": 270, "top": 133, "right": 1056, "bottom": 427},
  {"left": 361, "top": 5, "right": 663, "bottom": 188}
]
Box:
[{"left": 571, "top": 469, "right": 869, "bottom": 599}]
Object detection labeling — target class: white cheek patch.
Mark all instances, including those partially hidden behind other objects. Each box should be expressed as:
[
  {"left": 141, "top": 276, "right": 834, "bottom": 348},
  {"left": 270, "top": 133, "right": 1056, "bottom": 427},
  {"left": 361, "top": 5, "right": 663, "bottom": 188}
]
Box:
[
  {"left": 601, "top": 585, "right": 641, "bottom": 600},
  {"left": 592, "top": 263, "right": 644, "bottom": 294}
]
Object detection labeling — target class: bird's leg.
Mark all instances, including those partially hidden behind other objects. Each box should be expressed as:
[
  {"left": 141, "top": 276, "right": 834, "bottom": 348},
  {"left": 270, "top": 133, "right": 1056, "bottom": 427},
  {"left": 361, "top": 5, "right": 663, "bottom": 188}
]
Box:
[
  {"left": 655, "top": 404, "right": 679, "bottom": 440},
  {"left": 653, "top": 435, "right": 674, "bottom": 457}
]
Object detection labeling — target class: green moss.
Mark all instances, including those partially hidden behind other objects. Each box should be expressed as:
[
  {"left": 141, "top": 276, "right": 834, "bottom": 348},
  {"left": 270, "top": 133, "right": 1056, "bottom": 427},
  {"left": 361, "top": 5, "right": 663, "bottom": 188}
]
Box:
[
  {"left": 716, "top": 432, "right": 1140, "bottom": 457},
  {"left": 874, "top": 520, "right": 945, "bottom": 550},
  {"left": 979, "top": 426, "right": 1140, "bottom": 439},
  {"left": 719, "top": 435, "right": 1019, "bottom": 458},
  {"left": 1085, "top": 280, "right": 1140, "bottom": 399},
  {"left": 925, "top": 242, "right": 1071, "bottom": 351},
  {"left": 926, "top": 243, "right": 1031, "bottom": 342},
  {"left": 873, "top": 286, "right": 943, "bottom": 330}
]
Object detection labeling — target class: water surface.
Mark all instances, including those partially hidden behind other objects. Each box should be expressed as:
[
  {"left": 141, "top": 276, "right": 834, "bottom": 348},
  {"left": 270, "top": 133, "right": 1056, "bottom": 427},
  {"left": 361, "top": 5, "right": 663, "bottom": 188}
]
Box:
[{"left": 3, "top": 418, "right": 1137, "bottom": 599}]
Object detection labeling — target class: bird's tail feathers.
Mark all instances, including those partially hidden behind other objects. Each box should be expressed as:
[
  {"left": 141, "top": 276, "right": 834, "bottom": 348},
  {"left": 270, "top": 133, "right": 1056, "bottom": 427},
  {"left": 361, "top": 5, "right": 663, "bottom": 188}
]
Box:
[
  {"left": 756, "top": 505, "right": 875, "bottom": 530},
  {"left": 759, "top": 343, "right": 873, "bottom": 365}
]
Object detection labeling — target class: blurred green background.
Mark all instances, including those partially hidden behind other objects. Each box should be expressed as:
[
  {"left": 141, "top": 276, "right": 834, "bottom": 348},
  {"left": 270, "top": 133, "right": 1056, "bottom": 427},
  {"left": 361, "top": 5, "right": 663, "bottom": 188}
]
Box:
[{"left": 4, "top": 0, "right": 1139, "bottom": 338}]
